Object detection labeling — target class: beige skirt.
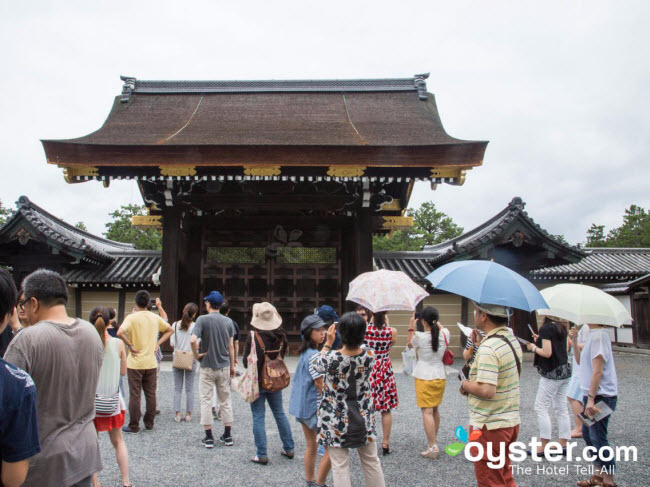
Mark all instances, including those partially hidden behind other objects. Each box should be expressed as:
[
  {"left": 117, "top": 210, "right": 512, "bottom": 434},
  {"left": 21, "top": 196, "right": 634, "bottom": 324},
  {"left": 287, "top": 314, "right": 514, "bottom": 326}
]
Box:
[{"left": 415, "top": 378, "right": 446, "bottom": 408}]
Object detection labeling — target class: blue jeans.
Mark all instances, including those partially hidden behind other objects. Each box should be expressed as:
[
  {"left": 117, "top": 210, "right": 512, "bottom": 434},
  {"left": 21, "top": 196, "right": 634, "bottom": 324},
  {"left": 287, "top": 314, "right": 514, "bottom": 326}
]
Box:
[
  {"left": 582, "top": 395, "right": 617, "bottom": 471},
  {"left": 250, "top": 388, "right": 295, "bottom": 458}
]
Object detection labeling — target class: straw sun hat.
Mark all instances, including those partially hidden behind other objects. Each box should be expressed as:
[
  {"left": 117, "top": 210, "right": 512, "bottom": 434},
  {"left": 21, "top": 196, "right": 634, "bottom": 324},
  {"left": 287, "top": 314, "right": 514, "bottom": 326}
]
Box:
[{"left": 251, "top": 302, "right": 282, "bottom": 331}]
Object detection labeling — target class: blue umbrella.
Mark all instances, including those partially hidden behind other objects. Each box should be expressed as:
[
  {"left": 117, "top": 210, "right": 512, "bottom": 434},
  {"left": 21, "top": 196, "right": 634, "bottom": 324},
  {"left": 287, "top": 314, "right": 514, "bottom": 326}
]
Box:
[{"left": 425, "top": 260, "right": 548, "bottom": 312}]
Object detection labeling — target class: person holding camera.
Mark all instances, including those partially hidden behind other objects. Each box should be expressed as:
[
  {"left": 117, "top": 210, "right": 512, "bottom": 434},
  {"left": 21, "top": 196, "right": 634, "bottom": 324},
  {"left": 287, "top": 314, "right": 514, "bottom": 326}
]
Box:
[{"left": 117, "top": 290, "right": 173, "bottom": 433}]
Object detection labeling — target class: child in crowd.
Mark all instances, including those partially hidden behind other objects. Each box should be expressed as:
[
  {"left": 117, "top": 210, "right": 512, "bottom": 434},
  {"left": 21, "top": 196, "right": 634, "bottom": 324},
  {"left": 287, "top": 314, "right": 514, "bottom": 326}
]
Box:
[
  {"left": 289, "top": 314, "right": 332, "bottom": 487},
  {"left": 312, "top": 312, "right": 386, "bottom": 487}
]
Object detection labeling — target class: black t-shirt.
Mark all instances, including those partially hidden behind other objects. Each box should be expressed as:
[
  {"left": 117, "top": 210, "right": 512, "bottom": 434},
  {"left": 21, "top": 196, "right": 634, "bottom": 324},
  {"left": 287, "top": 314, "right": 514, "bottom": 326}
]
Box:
[
  {"left": 0, "top": 358, "right": 41, "bottom": 486},
  {"left": 0, "top": 326, "right": 13, "bottom": 358},
  {"left": 231, "top": 319, "right": 240, "bottom": 342},
  {"left": 533, "top": 322, "right": 568, "bottom": 374}
]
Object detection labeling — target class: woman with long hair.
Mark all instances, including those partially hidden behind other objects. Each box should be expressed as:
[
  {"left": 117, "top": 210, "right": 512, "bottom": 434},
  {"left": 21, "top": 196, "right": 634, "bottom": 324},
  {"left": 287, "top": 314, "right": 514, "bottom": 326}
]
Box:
[
  {"left": 89, "top": 306, "right": 131, "bottom": 487},
  {"left": 406, "top": 307, "right": 450, "bottom": 459},
  {"left": 289, "top": 314, "right": 332, "bottom": 487},
  {"left": 170, "top": 302, "right": 199, "bottom": 422},
  {"left": 526, "top": 316, "right": 572, "bottom": 456},
  {"left": 364, "top": 310, "right": 398, "bottom": 455}
]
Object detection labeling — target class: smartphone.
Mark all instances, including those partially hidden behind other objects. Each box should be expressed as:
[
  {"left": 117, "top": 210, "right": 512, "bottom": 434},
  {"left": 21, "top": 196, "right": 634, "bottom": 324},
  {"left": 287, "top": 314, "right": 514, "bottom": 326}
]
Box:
[
  {"left": 527, "top": 324, "right": 536, "bottom": 336},
  {"left": 149, "top": 298, "right": 157, "bottom": 310},
  {"left": 458, "top": 368, "right": 467, "bottom": 382}
]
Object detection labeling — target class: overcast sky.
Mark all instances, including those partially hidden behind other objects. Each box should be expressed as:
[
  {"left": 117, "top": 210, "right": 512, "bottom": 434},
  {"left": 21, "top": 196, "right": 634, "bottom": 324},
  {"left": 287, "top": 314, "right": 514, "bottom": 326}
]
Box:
[{"left": 1, "top": 1, "right": 648, "bottom": 244}]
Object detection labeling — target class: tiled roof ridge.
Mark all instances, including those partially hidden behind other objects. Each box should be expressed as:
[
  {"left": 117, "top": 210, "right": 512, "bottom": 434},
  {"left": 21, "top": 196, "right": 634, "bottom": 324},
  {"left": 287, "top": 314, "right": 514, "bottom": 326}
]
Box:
[
  {"left": 584, "top": 247, "right": 650, "bottom": 253},
  {"left": 15, "top": 196, "right": 135, "bottom": 252},
  {"left": 121, "top": 74, "right": 430, "bottom": 100}
]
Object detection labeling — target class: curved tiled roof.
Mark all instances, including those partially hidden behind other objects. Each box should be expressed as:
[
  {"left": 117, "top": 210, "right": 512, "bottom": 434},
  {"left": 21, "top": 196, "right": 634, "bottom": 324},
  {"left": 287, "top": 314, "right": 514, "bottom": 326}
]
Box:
[
  {"left": 373, "top": 251, "right": 437, "bottom": 282},
  {"left": 422, "top": 197, "right": 585, "bottom": 264},
  {"left": 531, "top": 248, "right": 650, "bottom": 280},
  {"left": 0, "top": 196, "right": 134, "bottom": 263},
  {"left": 63, "top": 251, "right": 161, "bottom": 285}
]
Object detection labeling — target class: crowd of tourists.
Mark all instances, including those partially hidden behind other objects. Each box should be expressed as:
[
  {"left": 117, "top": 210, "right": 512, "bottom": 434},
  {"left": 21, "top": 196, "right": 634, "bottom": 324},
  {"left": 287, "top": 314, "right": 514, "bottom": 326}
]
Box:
[{"left": 0, "top": 267, "right": 620, "bottom": 487}]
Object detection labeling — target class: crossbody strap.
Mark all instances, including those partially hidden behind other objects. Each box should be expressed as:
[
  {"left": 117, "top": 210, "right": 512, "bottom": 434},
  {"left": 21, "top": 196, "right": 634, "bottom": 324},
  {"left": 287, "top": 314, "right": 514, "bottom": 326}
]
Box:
[
  {"left": 254, "top": 332, "right": 283, "bottom": 356},
  {"left": 485, "top": 333, "right": 522, "bottom": 377}
]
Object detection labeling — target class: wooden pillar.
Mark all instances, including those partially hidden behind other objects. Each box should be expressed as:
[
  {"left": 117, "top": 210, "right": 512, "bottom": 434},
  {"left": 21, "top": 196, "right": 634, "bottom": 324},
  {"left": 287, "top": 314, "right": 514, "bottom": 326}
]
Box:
[
  {"left": 117, "top": 288, "right": 126, "bottom": 324},
  {"left": 74, "top": 287, "right": 82, "bottom": 318},
  {"left": 160, "top": 209, "right": 180, "bottom": 325},
  {"left": 356, "top": 208, "right": 373, "bottom": 274}
]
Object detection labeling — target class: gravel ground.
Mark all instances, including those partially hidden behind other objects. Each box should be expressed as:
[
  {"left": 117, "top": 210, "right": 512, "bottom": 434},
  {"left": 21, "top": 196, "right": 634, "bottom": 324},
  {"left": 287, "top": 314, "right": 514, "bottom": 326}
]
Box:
[{"left": 96, "top": 353, "right": 649, "bottom": 487}]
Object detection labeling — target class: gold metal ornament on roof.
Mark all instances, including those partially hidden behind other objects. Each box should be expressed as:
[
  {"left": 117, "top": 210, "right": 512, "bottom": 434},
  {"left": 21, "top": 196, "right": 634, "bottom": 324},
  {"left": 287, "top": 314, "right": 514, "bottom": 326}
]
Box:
[
  {"left": 159, "top": 166, "right": 197, "bottom": 177},
  {"left": 131, "top": 215, "right": 162, "bottom": 229},
  {"left": 62, "top": 166, "right": 99, "bottom": 183},
  {"left": 380, "top": 216, "right": 414, "bottom": 230},
  {"left": 243, "top": 165, "right": 281, "bottom": 176},
  {"left": 326, "top": 166, "right": 366, "bottom": 178}
]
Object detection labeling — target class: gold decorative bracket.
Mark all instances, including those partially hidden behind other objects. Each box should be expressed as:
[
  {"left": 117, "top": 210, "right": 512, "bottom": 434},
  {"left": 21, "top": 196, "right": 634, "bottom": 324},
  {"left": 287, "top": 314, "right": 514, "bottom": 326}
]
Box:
[
  {"left": 326, "top": 166, "right": 366, "bottom": 178},
  {"left": 374, "top": 216, "right": 414, "bottom": 230},
  {"left": 244, "top": 165, "right": 281, "bottom": 176},
  {"left": 62, "top": 166, "right": 99, "bottom": 183},
  {"left": 131, "top": 215, "right": 162, "bottom": 229},
  {"left": 430, "top": 167, "right": 470, "bottom": 186},
  {"left": 160, "top": 166, "right": 197, "bottom": 177}
]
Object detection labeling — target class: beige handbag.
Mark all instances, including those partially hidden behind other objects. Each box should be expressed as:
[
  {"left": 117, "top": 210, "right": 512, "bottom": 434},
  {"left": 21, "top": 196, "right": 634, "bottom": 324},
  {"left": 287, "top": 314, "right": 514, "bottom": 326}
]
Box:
[{"left": 172, "top": 322, "right": 195, "bottom": 371}]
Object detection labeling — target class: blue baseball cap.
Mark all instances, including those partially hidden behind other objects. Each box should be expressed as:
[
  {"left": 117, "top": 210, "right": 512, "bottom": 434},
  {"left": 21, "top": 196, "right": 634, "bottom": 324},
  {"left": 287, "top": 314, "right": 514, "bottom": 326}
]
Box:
[
  {"left": 204, "top": 291, "right": 223, "bottom": 307},
  {"left": 316, "top": 305, "right": 338, "bottom": 325}
]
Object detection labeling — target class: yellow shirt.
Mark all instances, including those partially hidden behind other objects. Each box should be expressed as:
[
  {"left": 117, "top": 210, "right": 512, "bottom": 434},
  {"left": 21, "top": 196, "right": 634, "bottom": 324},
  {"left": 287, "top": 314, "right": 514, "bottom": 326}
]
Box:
[
  {"left": 121, "top": 311, "right": 170, "bottom": 370},
  {"left": 468, "top": 326, "right": 522, "bottom": 430}
]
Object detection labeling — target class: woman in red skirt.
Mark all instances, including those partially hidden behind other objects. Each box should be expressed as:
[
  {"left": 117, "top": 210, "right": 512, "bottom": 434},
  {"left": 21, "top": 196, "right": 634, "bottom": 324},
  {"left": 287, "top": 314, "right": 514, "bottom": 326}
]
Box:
[
  {"left": 364, "top": 311, "right": 399, "bottom": 455},
  {"left": 90, "top": 307, "right": 132, "bottom": 487}
]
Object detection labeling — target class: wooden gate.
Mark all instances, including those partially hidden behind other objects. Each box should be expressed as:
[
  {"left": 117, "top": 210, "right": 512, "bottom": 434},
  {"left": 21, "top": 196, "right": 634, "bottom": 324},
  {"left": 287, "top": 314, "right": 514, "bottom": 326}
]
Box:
[{"left": 201, "top": 225, "right": 342, "bottom": 352}]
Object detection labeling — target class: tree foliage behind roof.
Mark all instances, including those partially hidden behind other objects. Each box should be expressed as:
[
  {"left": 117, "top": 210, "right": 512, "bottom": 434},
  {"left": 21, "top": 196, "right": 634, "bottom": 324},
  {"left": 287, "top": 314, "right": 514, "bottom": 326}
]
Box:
[
  {"left": 104, "top": 204, "right": 162, "bottom": 250},
  {"left": 585, "top": 204, "right": 650, "bottom": 248},
  {"left": 0, "top": 199, "right": 14, "bottom": 226},
  {"left": 373, "top": 201, "right": 463, "bottom": 251}
]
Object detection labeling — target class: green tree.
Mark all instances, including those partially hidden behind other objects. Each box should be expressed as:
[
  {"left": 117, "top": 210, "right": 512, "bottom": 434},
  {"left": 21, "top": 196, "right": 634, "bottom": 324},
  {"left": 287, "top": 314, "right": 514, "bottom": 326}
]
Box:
[
  {"left": 585, "top": 224, "right": 607, "bottom": 247},
  {"left": 104, "top": 204, "right": 162, "bottom": 250},
  {"left": 373, "top": 202, "right": 463, "bottom": 251},
  {"left": 585, "top": 205, "right": 650, "bottom": 248},
  {"left": 75, "top": 221, "right": 88, "bottom": 231},
  {"left": 605, "top": 205, "right": 650, "bottom": 247},
  {"left": 0, "top": 200, "right": 13, "bottom": 226}
]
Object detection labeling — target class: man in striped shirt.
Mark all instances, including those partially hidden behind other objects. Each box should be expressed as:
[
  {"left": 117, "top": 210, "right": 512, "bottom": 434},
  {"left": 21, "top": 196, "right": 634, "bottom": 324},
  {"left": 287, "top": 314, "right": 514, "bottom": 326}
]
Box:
[{"left": 460, "top": 302, "right": 522, "bottom": 487}]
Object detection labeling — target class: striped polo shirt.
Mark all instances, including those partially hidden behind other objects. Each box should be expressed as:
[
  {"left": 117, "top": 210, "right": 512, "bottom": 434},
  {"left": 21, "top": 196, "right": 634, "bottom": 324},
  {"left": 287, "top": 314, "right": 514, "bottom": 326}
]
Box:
[{"left": 468, "top": 326, "right": 522, "bottom": 430}]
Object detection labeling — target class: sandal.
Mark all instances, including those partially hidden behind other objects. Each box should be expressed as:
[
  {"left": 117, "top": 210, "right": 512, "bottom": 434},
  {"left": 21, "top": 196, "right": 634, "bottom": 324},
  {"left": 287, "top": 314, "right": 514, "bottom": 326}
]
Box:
[
  {"left": 421, "top": 445, "right": 440, "bottom": 459},
  {"left": 251, "top": 456, "right": 269, "bottom": 465},
  {"left": 576, "top": 476, "right": 603, "bottom": 486},
  {"left": 185, "top": 415, "right": 192, "bottom": 422},
  {"left": 381, "top": 443, "right": 391, "bottom": 455},
  {"left": 173, "top": 416, "right": 181, "bottom": 423}
]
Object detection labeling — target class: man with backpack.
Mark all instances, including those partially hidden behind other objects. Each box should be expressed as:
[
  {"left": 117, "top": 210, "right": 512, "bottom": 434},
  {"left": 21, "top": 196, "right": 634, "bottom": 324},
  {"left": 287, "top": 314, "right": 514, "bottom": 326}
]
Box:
[
  {"left": 459, "top": 302, "right": 523, "bottom": 487},
  {"left": 191, "top": 291, "right": 236, "bottom": 448}
]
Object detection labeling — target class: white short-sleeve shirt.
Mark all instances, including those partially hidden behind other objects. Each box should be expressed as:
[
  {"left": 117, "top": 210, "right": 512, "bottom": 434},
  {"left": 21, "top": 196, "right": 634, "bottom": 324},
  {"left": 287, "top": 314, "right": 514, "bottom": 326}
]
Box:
[
  {"left": 411, "top": 328, "right": 449, "bottom": 381},
  {"left": 579, "top": 328, "right": 618, "bottom": 397}
]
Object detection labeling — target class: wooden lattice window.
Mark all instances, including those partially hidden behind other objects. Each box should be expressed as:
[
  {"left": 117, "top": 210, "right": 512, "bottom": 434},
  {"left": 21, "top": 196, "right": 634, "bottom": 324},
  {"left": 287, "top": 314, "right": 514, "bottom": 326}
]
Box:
[
  {"left": 276, "top": 247, "right": 336, "bottom": 264},
  {"left": 206, "top": 247, "right": 266, "bottom": 264}
]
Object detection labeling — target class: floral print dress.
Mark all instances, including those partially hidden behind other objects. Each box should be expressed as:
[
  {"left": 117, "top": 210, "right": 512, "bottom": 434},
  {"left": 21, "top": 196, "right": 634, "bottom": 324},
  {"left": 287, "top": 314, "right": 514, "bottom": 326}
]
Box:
[
  {"left": 312, "top": 350, "right": 376, "bottom": 448},
  {"left": 365, "top": 323, "right": 399, "bottom": 412}
]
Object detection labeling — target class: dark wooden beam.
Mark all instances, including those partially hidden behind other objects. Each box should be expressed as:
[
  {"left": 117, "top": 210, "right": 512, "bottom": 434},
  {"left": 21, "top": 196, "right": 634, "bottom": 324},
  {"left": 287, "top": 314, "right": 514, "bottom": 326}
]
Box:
[
  {"left": 356, "top": 208, "right": 373, "bottom": 275},
  {"left": 160, "top": 209, "right": 181, "bottom": 326}
]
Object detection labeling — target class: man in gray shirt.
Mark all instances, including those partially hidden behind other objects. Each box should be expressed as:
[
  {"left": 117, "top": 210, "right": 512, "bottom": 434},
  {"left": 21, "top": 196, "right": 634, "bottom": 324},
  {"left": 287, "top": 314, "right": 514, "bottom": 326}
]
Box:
[
  {"left": 191, "top": 291, "right": 236, "bottom": 448},
  {"left": 5, "top": 269, "right": 103, "bottom": 487}
]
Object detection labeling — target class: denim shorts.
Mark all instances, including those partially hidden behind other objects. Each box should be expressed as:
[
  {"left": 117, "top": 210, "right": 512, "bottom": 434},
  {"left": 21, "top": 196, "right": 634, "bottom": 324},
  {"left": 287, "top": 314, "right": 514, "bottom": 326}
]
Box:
[{"left": 296, "top": 414, "right": 318, "bottom": 431}]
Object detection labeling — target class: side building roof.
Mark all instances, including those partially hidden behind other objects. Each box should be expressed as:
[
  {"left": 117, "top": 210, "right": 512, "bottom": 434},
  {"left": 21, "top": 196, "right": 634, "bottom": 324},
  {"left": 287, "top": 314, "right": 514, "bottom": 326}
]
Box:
[
  {"left": 530, "top": 248, "right": 650, "bottom": 281},
  {"left": 0, "top": 196, "right": 134, "bottom": 265}
]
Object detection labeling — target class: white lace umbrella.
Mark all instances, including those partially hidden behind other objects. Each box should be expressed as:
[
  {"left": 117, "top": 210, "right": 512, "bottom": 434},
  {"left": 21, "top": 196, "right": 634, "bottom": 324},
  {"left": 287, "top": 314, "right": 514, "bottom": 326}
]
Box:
[
  {"left": 346, "top": 269, "right": 429, "bottom": 313},
  {"left": 538, "top": 283, "right": 632, "bottom": 327}
]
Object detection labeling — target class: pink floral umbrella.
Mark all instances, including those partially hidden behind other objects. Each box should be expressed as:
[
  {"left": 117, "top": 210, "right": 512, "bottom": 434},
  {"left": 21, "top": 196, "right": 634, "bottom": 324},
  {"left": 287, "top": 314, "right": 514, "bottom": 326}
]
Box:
[{"left": 346, "top": 269, "right": 429, "bottom": 313}]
